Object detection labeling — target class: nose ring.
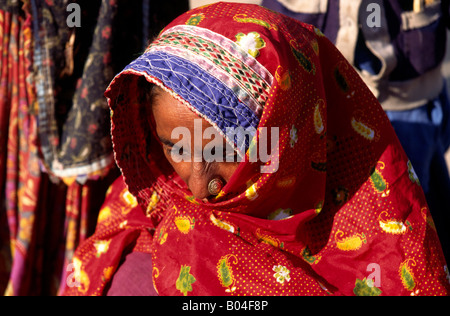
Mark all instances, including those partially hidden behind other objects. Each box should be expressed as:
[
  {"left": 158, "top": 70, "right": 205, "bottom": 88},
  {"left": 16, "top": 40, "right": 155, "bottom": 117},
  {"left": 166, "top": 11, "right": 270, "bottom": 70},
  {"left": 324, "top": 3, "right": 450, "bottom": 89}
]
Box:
[{"left": 208, "top": 178, "right": 224, "bottom": 196}]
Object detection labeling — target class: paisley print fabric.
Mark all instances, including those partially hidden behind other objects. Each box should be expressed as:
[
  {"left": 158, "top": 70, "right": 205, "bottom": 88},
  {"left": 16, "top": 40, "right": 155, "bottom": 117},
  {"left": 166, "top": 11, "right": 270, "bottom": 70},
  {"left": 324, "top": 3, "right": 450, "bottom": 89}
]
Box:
[{"left": 63, "top": 2, "right": 450, "bottom": 296}]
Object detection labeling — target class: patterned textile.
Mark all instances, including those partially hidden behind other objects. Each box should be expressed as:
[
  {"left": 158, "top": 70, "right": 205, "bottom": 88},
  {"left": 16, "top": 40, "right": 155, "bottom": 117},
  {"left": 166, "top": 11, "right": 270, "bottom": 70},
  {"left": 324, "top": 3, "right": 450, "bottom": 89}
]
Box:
[
  {"left": 63, "top": 2, "right": 450, "bottom": 296},
  {"left": 32, "top": 0, "right": 118, "bottom": 181},
  {"left": 0, "top": 0, "right": 189, "bottom": 296},
  {"left": 262, "top": 0, "right": 450, "bottom": 266},
  {"left": 0, "top": 0, "right": 120, "bottom": 296},
  {"left": 0, "top": 0, "right": 42, "bottom": 295}
]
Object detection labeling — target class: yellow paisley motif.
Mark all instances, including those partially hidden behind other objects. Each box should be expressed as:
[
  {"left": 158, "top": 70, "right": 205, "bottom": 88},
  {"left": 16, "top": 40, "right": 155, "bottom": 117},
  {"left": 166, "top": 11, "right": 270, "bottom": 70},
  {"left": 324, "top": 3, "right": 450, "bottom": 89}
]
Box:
[
  {"left": 351, "top": 118, "right": 376, "bottom": 141},
  {"left": 122, "top": 190, "right": 138, "bottom": 208},
  {"left": 103, "top": 266, "right": 114, "bottom": 283},
  {"left": 121, "top": 189, "right": 137, "bottom": 215},
  {"left": 185, "top": 194, "right": 200, "bottom": 205},
  {"left": 378, "top": 211, "right": 411, "bottom": 235},
  {"left": 421, "top": 207, "right": 437, "bottom": 232},
  {"left": 152, "top": 267, "right": 160, "bottom": 295},
  {"left": 256, "top": 229, "right": 283, "bottom": 249},
  {"left": 210, "top": 214, "right": 236, "bottom": 234},
  {"left": 175, "top": 216, "right": 195, "bottom": 234},
  {"left": 157, "top": 226, "right": 168, "bottom": 245},
  {"left": 146, "top": 191, "right": 160, "bottom": 217},
  {"left": 77, "top": 270, "right": 90, "bottom": 295},
  {"left": 245, "top": 182, "right": 259, "bottom": 201},
  {"left": 97, "top": 206, "right": 112, "bottom": 223},
  {"left": 94, "top": 240, "right": 111, "bottom": 258},
  {"left": 159, "top": 232, "right": 168, "bottom": 245},
  {"left": 73, "top": 257, "right": 90, "bottom": 294},
  {"left": 380, "top": 220, "right": 407, "bottom": 235},
  {"left": 275, "top": 66, "right": 292, "bottom": 91},
  {"left": 233, "top": 14, "right": 278, "bottom": 30},
  {"left": 335, "top": 230, "right": 367, "bottom": 251},
  {"left": 314, "top": 100, "right": 325, "bottom": 135}
]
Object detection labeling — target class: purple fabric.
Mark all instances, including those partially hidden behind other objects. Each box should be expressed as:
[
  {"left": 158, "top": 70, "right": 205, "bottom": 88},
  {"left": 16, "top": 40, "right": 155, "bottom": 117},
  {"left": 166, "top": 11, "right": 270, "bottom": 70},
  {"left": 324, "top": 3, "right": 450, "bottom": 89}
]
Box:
[
  {"left": 107, "top": 252, "right": 158, "bottom": 296},
  {"left": 122, "top": 51, "right": 260, "bottom": 151}
]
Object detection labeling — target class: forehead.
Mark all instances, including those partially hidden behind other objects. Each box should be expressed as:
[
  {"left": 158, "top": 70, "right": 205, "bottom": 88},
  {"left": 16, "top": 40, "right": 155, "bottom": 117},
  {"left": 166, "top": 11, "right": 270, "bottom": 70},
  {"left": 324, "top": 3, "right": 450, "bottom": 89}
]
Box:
[{"left": 151, "top": 88, "right": 214, "bottom": 136}]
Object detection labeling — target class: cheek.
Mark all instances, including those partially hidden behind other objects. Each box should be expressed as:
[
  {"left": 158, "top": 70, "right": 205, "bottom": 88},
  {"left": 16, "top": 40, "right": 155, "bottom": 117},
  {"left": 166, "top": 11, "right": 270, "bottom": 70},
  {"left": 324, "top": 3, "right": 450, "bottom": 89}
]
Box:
[
  {"left": 217, "top": 162, "right": 240, "bottom": 182},
  {"left": 164, "top": 151, "right": 191, "bottom": 182}
]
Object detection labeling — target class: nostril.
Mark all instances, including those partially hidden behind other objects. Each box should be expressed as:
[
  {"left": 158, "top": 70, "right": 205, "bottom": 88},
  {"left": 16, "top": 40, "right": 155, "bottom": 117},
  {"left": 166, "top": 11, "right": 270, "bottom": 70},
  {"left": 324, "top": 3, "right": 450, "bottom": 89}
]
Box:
[{"left": 188, "top": 177, "right": 211, "bottom": 200}]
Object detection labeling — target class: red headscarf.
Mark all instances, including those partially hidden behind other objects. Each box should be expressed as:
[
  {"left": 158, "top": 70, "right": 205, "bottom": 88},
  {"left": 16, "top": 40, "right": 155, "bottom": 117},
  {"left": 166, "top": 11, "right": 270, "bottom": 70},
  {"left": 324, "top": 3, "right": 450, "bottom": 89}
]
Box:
[{"left": 63, "top": 2, "right": 450, "bottom": 296}]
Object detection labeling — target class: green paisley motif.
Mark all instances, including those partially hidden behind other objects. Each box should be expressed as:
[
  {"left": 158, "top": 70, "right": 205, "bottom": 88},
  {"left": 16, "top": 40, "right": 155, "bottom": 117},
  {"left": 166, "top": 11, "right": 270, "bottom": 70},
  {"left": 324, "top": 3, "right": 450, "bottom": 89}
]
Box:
[
  {"left": 334, "top": 68, "right": 349, "bottom": 92},
  {"left": 176, "top": 265, "right": 196, "bottom": 296},
  {"left": 292, "top": 46, "right": 316, "bottom": 74},
  {"left": 370, "top": 167, "right": 387, "bottom": 193},
  {"left": 186, "top": 14, "right": 205, "bottom": 26},
  {"left": 217, "top": 255, "right": 238, "bottom": 293},
  {"left": 353, "top": 278, "right": 382, "bottom": 296},
  {"left": 400, "top": 260, "right": 416, "bottom": 291},
  {"left": 218, "top": 258, "right": 233, "bottom": 288},
  {"left": 407, "top": 161, "right": 421, "bottom": 186}
]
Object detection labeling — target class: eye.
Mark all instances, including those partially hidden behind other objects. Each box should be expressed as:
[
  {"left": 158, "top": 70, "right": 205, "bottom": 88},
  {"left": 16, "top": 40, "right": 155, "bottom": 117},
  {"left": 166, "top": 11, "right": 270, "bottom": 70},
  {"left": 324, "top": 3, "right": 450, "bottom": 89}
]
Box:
[
  {"left": 164, "top": 144, "right": 192, "bottom": 162},
  {"left": 162, "top": 144, "right": 176, "bottom": 157},
  {"left": 176, "top": 146, "right": 185, "bottom": 156}
]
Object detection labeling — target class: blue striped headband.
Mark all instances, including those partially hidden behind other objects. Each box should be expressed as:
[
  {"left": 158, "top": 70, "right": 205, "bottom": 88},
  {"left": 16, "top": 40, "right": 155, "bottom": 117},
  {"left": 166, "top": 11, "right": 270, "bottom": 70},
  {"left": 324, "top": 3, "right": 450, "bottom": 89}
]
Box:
[{"left": 122, "top": 25, "right": 274, "bottom": 154}]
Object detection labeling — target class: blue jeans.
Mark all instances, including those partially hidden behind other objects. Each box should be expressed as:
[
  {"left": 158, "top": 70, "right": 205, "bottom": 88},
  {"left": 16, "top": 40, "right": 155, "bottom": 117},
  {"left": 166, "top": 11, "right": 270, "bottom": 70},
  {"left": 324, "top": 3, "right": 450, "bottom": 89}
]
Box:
[{"left": 386, "top": 86, "right": 450, "bottom": 262}]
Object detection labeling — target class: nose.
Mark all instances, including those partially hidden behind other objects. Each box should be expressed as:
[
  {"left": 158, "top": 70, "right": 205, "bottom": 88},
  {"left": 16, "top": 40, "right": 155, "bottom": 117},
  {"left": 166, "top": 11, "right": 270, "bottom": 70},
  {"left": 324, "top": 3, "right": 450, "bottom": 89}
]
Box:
[{"left": 187, "top": 161, "right": 214, "bottom": 200}]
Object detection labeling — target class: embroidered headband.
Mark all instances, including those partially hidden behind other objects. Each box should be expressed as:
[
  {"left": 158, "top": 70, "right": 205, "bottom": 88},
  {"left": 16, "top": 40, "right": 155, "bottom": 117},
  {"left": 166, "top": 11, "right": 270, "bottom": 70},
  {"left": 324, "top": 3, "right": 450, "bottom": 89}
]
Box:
[{"left": 120, "top": 24, "right": 274, "bottom": 155}]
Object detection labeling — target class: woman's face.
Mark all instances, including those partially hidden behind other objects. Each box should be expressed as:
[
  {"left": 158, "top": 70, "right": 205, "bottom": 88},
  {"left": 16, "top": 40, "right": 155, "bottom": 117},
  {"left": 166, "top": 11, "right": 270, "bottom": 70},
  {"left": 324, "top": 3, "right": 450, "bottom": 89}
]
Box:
[{"left": 151, "top": 88, "right": 240, "bottom": 201}]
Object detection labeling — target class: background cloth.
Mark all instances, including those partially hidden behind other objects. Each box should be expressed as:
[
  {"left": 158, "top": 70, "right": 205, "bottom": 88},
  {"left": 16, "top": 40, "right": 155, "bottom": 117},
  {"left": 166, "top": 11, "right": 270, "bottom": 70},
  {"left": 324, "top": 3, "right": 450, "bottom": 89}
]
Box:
[{"left": 0, "top": 0, "right": 189, "bottom": 296}]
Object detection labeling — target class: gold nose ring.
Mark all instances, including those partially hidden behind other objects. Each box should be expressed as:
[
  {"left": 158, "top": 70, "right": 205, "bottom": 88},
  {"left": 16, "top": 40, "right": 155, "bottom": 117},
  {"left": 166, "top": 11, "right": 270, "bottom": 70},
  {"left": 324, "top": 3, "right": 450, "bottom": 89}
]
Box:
[{"left": 208, "top": 178, "right": 224, "bottom": 196}]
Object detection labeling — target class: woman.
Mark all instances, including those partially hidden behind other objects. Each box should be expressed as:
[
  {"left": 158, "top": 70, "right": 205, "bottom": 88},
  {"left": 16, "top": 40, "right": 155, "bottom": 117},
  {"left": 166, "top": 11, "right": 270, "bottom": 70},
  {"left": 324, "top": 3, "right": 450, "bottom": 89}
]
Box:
[{"left": 63, "top": 2, "right": 450, "bottom": 296}]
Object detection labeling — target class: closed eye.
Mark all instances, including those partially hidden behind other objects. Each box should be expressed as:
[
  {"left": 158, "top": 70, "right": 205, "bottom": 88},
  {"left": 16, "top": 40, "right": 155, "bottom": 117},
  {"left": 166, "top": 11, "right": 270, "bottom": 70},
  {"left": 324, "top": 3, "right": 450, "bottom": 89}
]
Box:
[{"left": 158, "top": 136, "right": 175, "bottom": 148}]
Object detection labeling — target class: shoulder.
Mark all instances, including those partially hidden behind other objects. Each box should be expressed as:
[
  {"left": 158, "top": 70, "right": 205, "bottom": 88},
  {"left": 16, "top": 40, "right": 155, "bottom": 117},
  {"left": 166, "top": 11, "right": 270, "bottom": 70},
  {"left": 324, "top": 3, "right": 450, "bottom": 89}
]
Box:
[{"left": 95, "top": 176, "right": 142, "bottom": 232}]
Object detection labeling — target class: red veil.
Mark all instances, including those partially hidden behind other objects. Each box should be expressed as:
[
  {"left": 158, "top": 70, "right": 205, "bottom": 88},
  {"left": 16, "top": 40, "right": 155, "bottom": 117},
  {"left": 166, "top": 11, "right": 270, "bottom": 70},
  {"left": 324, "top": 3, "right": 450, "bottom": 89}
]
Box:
[{"left": 63, "top": 2, "right": 449, "bottom": 296}]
